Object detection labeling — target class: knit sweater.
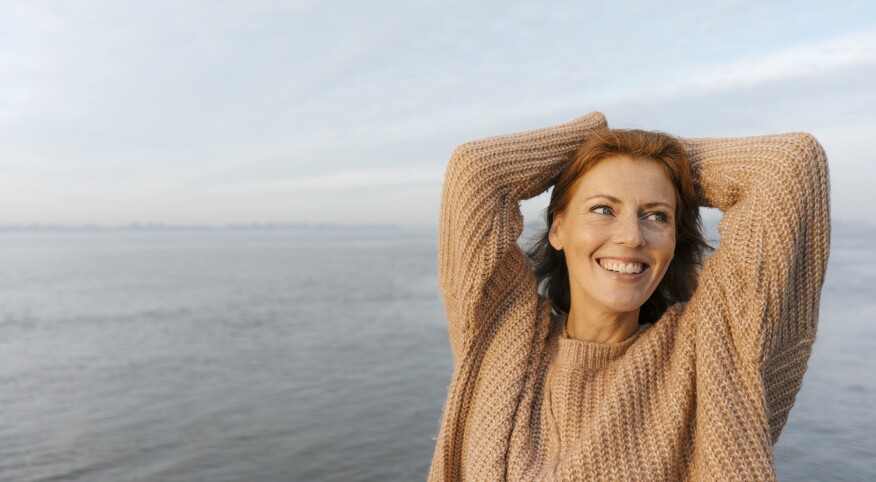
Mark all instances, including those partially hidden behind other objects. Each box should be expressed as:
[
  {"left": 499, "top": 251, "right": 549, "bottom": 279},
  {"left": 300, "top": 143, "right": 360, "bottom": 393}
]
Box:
[{"left": 428, "top": 112, "right": 831, "bottom": 481}]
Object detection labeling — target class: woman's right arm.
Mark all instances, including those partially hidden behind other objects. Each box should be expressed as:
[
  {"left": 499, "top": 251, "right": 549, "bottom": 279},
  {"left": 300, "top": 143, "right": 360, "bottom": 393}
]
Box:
[{"left": 437, "top": 112, "right": 608, "bottom": 365}]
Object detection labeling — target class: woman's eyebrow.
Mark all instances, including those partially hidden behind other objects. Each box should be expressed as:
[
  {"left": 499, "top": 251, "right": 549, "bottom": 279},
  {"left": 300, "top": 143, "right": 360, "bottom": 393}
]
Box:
[
  {"left": 583, "top": 194, "right": 673, "bottom": 209},
  {"left": 583, "top": 194, "right": 622, "bottom": 203},
  {"left": 642, "top": 201, "right": 674, "bottom": 209}
]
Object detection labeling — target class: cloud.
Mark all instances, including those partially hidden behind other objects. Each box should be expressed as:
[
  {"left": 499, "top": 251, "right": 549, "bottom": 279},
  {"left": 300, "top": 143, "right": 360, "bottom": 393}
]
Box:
[
  {"left": 213, "top": 166, "right": 445, "bottom": 192},
  {"left": 664, "top": 31, "right": 876, "bottom": 93}
]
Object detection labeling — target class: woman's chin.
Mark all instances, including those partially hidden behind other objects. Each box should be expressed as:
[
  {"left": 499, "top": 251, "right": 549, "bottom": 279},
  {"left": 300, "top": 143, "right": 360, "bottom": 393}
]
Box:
[{"left": 598, "top": 297, "right": 646, "bottom": 314}]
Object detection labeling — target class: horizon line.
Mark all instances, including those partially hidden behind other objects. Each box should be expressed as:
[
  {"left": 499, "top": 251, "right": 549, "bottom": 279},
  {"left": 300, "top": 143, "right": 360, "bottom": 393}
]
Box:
[{"left": 0, "top": 218, "right": 871, "bottom": 232}]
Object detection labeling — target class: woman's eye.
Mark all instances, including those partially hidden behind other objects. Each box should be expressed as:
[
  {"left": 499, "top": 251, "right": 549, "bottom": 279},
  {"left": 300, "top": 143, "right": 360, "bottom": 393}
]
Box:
[
  {"left": 647, "top": 211, "right": 669, "bottom": 222},
  {"left": 591, "top": 205, "right": 612, "bottom": 215}
]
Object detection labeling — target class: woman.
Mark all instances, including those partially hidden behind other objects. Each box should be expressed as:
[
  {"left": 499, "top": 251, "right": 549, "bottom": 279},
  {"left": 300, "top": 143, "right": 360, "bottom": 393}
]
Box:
[{"left": 428, "top": 112, "right": 830, "bottom": 481}]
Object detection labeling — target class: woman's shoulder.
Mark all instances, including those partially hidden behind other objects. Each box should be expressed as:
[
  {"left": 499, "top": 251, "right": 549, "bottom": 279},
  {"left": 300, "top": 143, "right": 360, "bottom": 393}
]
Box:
[{"left": 640, "top": 302, "right": 689, "bottom": 337}]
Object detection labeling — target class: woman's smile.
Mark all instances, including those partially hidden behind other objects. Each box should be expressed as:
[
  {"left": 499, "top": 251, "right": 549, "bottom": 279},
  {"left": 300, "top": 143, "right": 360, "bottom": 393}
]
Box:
[{"left": 595, "top": 257, "right": 651, "bottom": 282}]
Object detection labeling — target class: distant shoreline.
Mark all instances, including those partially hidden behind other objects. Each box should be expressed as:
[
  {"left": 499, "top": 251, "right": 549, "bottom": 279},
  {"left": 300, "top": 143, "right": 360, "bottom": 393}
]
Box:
[{"left": 0, "top": 218, "right": 871, "bottom": 233}]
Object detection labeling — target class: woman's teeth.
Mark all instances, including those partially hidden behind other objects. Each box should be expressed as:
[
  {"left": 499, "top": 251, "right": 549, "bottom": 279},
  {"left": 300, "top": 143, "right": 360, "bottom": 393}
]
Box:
[{"left": 598, "top": 259, "right": 646, "bottom": 274}]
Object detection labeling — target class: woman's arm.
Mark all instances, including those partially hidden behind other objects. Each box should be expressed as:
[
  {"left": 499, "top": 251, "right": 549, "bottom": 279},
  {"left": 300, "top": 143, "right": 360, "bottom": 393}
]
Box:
[
  {"left": 437, "top": 112, "right": 607, "bottom": 365},
  {"left": 681, "top": 132, "right": 830, "bottom": 441}
]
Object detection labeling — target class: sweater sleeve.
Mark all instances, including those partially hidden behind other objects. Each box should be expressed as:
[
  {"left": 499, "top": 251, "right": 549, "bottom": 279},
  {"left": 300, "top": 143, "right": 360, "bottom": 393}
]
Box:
[
  {"left": 437, "top": 112, "right": 608, "bottom": 364},
  {"left": 680, "top": 132, "right": 831, "bottom": 441}
]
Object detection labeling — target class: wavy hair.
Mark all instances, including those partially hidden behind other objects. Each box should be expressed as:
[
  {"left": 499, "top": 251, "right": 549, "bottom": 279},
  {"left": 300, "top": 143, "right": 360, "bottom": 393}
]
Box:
[{"left": 525, "top": 129, "right": 713, "bottom": 325}]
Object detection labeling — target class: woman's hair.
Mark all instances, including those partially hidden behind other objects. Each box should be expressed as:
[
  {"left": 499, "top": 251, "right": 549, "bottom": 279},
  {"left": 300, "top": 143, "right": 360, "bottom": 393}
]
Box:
[{"left": 525, "top": 128, "right": 713, "bottom": 325}]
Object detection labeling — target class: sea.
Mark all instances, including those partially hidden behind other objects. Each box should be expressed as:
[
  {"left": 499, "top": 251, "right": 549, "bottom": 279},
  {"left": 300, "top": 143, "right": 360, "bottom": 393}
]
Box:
[{"left": 1, "top": 220, "right": 874, "bottom": 481}]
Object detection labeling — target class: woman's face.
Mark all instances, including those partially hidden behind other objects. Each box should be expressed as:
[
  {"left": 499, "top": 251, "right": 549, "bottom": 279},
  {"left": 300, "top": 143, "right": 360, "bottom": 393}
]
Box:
[{"left": 549, "top": 155, "right": 677, "bottom": 316}]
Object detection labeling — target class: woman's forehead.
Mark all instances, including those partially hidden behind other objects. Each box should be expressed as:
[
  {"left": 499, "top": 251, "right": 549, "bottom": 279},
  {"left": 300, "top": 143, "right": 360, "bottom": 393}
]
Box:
[{"left": 572, "top": 156, "right": 676, "bottom": 204}]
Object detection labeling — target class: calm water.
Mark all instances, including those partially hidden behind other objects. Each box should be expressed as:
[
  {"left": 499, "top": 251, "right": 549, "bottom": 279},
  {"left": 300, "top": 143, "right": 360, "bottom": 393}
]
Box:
[{"left": 1, "top": 222, "right": 874, "bottom": 481}]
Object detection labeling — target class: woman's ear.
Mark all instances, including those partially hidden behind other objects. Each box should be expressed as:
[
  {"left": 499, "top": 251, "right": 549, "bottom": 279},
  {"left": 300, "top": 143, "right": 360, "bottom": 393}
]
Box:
[{"left": 548, "top": 213, "right": 563, "bottom": 251}]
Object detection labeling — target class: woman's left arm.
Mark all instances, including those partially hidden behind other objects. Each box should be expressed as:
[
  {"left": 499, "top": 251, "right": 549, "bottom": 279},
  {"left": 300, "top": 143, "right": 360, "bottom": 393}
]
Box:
[
  {"left": 680, "top": 132, "right": 831, "bottom": 443},
  {"left": 683, "top": 132, "right": 831, "bottom": 366}
]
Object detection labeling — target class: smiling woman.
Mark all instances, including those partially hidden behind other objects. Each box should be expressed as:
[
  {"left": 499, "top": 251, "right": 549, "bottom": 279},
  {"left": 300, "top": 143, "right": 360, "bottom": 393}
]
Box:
[
  {"left": 531, "top": 129, "right": 712, "bottom": 344},
  {"left": 428, "top": 112, "right": 831, "bottom": 481},
  {"left": 549, "top": 156, "right": 681, "bottom": 342}
]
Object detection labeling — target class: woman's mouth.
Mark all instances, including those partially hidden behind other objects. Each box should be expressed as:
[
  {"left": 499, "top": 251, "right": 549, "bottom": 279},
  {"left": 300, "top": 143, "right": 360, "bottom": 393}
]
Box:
[{"left": 597, "top": 258, "right": 650, "bottom": 275}]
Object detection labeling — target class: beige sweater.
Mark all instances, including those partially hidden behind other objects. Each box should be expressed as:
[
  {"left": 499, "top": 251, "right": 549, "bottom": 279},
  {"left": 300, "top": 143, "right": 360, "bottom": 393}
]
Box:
[{"left": 428, "top": 112, "right": 831, "bottom": 481}]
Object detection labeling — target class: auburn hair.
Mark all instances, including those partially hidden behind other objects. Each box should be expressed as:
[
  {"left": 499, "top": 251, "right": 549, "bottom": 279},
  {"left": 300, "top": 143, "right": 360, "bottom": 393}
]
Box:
[{"left": 525, "top": 129, "right": 713, "bottom": 325}]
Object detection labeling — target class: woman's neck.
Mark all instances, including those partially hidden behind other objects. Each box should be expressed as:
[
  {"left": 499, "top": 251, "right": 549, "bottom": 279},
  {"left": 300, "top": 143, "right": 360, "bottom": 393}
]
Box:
[{"left": 565, "top": 307, "right": 640, "bottom": 344}]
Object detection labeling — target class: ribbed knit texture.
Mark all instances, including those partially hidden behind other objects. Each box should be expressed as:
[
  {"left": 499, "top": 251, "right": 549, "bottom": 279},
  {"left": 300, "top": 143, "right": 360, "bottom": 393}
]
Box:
[{"left": 428, "top": 112, "right": 831, "bottom": 481}]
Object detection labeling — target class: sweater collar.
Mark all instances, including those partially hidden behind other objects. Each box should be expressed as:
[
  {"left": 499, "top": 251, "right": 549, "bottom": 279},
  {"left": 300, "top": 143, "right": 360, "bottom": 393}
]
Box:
[{"left": 555, "top": 312, "right": 651, "bottom": 370}]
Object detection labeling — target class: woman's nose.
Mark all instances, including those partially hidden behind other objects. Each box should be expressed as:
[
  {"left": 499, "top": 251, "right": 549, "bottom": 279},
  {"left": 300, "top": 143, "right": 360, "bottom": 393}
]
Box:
[{"left": 615, "top": 215, "right": 645, "bottom": 247}]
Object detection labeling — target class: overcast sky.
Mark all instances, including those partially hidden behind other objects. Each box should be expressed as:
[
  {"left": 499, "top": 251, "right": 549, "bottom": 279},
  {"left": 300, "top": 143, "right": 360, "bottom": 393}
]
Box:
[{"left": 1, "top": 0, "right": 874, "bottom": 227}]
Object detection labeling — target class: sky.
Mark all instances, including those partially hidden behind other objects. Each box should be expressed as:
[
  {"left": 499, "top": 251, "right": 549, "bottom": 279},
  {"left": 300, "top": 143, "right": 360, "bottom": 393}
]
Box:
[{"left": 1, "top": 0, "right": 875, "bottom": 227}]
